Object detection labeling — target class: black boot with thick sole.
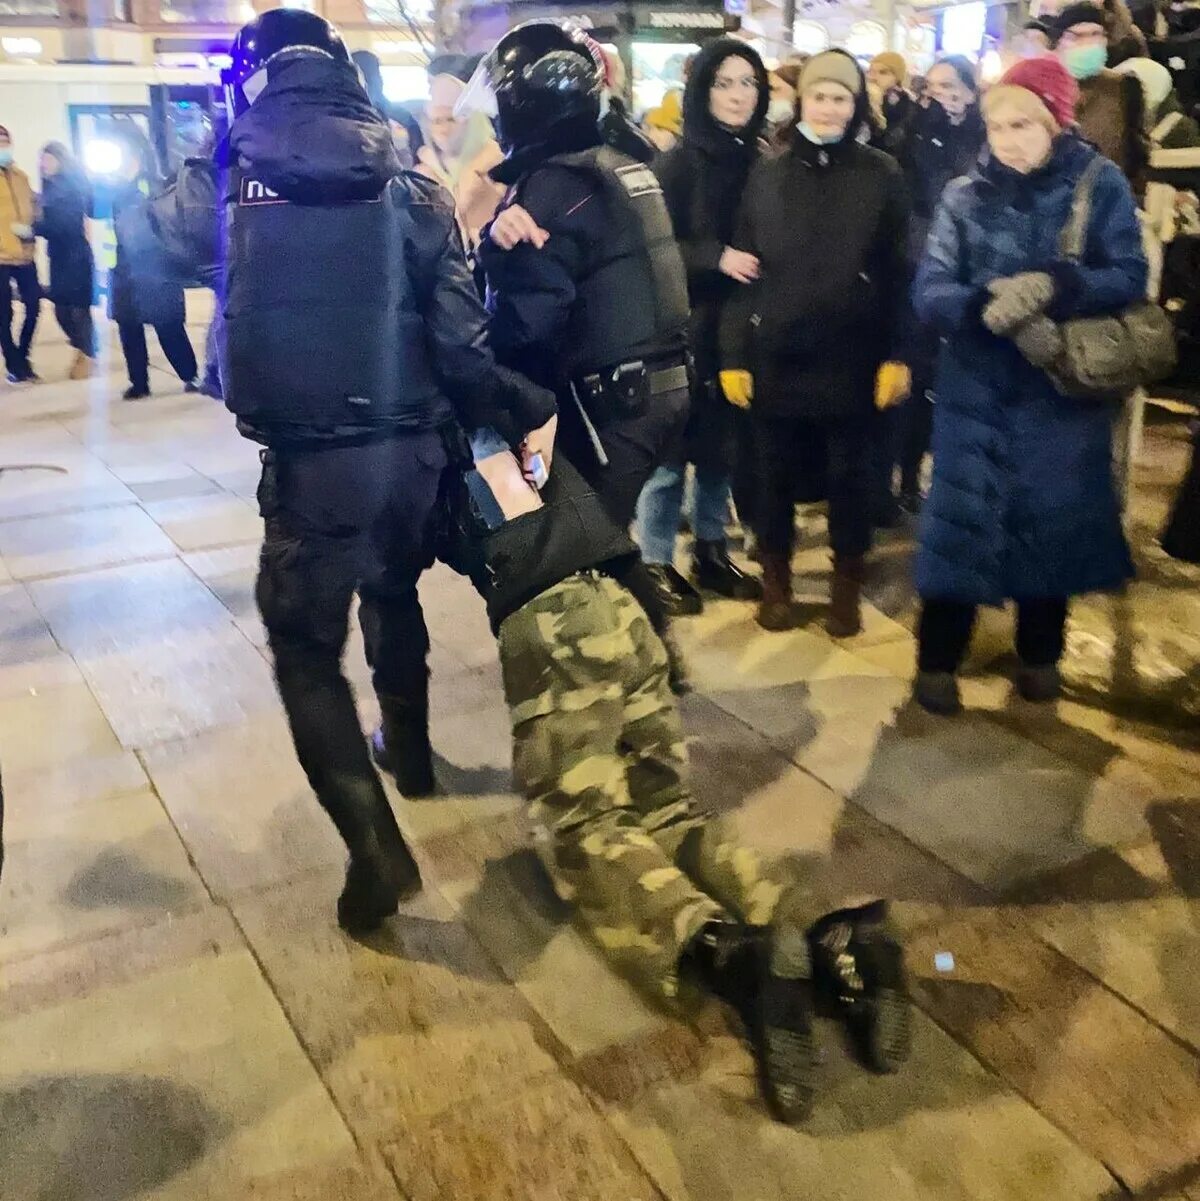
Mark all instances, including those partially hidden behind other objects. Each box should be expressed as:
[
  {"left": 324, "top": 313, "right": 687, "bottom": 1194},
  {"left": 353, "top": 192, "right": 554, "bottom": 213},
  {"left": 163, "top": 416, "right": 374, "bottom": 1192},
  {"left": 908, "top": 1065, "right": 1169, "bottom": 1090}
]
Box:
[
  {"left": 687, "top": 917, "right": 818, "bottom": 1124},
  {"left": 693, "top": 540, "right": 763, "bottom": 601},
  {"left": 808, "top": 900, "right": 911, "bottom": 1074}
]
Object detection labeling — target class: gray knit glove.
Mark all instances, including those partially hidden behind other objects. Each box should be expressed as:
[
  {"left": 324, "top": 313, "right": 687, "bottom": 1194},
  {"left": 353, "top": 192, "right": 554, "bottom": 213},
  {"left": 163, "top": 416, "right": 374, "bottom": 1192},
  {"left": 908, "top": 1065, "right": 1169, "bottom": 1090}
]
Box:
[
  {"left": 1011, "top": 315, "right": 1063, "bottom": 369},
  {"left": 982, "top": 272, "right": 1055, "bottom": 336}
]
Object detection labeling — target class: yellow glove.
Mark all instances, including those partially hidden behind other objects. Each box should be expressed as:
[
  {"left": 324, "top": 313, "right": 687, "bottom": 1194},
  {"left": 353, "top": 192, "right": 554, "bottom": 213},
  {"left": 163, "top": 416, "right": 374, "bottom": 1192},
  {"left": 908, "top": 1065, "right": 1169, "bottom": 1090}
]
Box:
[
  {"left": 875, "top": 361, "right": 912, "bottom": 410},
  {"left": 719, "top": 369, "right": 753, "bottom": 409}
]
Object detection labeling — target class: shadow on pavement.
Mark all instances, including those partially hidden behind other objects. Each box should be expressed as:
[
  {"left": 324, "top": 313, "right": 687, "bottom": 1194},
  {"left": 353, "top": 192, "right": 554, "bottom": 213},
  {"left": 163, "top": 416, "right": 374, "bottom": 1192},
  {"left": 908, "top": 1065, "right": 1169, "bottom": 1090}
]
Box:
[{"left": 0, "top": 1073, "right": 224, "bottom": 1201}]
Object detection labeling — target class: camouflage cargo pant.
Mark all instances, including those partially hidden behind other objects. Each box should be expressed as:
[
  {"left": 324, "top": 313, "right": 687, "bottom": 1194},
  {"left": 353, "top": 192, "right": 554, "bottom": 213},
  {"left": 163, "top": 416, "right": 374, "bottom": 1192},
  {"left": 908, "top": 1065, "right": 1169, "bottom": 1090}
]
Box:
[{"left": 498, "top": 571, "right": 784, "bottom": 1001}]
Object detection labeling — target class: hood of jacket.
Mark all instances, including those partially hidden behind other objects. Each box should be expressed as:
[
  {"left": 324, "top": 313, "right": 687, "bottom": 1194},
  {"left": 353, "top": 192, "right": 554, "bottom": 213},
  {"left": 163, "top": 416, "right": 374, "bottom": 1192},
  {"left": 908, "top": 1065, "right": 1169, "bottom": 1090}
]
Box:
[
  {"left": 229, "top": 53, "right": 399, "bottom": 203},
  {"left": 681, "top": 37, "right": 769, "bottom": 158}
]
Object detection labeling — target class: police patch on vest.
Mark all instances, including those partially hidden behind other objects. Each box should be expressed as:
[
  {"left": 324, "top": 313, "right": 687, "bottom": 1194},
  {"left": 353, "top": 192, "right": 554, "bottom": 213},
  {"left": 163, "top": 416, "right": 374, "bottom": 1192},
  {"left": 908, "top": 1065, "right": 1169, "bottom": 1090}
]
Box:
[
  {"left": 615, "top": 163, "right": 662, "bottom": 199},
  {"left": 239, "top": 177, "right": 288, "bottom": 206}
]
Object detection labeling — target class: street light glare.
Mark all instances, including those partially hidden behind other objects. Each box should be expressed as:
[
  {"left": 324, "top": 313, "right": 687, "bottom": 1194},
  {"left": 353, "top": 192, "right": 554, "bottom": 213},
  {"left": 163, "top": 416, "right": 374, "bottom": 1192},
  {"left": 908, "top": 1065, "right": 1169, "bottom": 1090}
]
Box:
[{"left": 83, "top": 137, "right": 125, "bottom": 176}]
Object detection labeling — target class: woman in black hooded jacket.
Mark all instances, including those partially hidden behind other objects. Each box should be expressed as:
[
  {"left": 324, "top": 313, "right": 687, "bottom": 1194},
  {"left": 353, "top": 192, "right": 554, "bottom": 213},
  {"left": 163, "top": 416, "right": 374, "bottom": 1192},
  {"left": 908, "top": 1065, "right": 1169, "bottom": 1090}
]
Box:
[{"left": 635, "top": 37, "right": 770, "bottom": 615}]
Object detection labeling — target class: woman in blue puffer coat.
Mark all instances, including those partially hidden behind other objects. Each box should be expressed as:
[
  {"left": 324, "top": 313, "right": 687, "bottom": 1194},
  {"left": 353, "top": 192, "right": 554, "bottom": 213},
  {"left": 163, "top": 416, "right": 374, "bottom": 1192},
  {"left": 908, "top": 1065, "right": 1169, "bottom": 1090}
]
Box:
[{"left": 911, "top": 56, "right": 1147, "bottom": 715}]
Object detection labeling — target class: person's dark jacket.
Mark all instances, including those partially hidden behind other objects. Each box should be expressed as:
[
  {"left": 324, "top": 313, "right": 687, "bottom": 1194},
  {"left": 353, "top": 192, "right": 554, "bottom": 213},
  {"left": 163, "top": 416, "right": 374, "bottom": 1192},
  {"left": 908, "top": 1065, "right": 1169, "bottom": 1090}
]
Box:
[
  {"left": 123, "top": 53, "right": 553, "bottom": 448},
  {"left": 902, "top": 99, "right": 985, "bottom": 257},
  {"left": 720, "top": 122, "right": 911, "bottom": 420},
  {"left": 110, "top": 178, "right": 187, "bottom": 327},
  {"left": 1076, "top": 70, "right": 1148, "bottom": 186},
  {"left": 651, "top": 37, "right": 769, "bottom": 382},
  {"left": 875, "top": 87, "right": 917, "bottom": 159},
  {"left": 467, "top": 453, "right": 638, "bottom": 630},
  {"left": 912, "top": 134, "right": 1145, "bottom": 603},
  {"left": 601, "top": 95, "right": 656, "bottom": 164},
  {"left": 478, "top": 115, "right": 688, "bottom": 390},
  {"left": 34, "top": 171, "right": 95, "bottom": 308}
]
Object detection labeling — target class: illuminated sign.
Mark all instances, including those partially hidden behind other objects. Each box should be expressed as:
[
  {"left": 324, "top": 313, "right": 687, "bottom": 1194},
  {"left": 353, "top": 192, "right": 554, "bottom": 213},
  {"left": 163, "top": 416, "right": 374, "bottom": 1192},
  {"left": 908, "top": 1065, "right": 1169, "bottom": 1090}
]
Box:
[
  {"left": 647, "top": 11, "right": 726, "bottom": 28},
  {"left": 1, "top": 37, "right": 43, "bottom": 57}
]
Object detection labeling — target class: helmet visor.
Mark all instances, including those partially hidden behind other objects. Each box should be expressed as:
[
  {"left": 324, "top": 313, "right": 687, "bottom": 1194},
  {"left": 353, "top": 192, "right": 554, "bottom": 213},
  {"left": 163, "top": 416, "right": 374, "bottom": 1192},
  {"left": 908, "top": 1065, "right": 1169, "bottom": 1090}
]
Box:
[{"left": 455, "top": 58, "right": 498, "bottom": 119}]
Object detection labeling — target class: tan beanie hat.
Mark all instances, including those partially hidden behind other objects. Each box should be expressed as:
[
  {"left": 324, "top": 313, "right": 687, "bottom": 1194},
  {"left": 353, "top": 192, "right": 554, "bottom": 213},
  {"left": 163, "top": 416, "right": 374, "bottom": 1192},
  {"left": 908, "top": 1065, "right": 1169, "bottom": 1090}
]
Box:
[{"left": 799, "top": 50, "right": 863, "bottom": 97}]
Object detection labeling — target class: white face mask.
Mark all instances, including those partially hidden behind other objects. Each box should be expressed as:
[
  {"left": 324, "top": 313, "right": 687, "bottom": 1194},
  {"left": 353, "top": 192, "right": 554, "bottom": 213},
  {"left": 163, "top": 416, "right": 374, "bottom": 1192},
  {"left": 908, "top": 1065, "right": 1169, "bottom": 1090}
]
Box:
[{"left": 767, "top": 97, "right": 795, "bottom": 126}]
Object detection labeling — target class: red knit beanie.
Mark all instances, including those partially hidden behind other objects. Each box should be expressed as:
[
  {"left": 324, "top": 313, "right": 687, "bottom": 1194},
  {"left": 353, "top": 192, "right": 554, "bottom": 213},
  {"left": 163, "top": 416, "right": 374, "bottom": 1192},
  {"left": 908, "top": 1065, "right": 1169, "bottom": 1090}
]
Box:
[{"left": 996, "top": 56, "right": 1079, "bottom": 129}]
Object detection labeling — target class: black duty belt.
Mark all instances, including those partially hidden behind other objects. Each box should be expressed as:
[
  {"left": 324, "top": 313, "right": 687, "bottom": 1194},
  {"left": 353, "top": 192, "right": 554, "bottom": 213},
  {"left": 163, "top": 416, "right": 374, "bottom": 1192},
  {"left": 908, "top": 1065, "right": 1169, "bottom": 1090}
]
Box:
[{"left": 569, "top": 356, "right": 689, "bottom": 468}]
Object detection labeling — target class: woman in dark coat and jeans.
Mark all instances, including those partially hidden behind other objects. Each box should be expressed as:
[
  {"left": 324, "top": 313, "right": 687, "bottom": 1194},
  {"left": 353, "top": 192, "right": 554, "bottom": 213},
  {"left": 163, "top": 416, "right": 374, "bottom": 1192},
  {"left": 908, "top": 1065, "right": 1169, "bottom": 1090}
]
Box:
[
  {"left": 109, "top": 132, "right": 198, "bottom": 400},
  {"left": 635, "top": 37, "right": 769, "bottom": 615},
  {"left": 35, "top": 142, "right": 97, "bottom": 379},
  {"left": 911, "top": 57, "right": 1145, "bottom": 714},
  {"left": 720, "top": 50, "right": 912, "bottom": 637}
]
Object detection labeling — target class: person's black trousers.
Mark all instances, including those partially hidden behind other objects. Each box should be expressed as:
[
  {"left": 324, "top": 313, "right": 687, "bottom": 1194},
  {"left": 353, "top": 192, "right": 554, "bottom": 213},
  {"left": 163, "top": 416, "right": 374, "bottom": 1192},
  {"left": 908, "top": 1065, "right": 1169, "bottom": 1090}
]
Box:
[
  {"left": 0, "top": 263, "right": 40, "bottom": 374},
  {"left": 118, "top": 320, "right": 198, "bottom": 391},
  {"left": 255, "top": 433, "right": 445, "bottom": 857},
  {"left": 54, "top": 303, "right": 96, "bottom": 357},
  {"left": 917, "top": 597, "right": 1070, "bottom": 673},
  {"left": 559, "top": 380, "right": 690, "bottom": 635},
  {"left": 754, "top": 411, "right": 874, "bottom": 560}
]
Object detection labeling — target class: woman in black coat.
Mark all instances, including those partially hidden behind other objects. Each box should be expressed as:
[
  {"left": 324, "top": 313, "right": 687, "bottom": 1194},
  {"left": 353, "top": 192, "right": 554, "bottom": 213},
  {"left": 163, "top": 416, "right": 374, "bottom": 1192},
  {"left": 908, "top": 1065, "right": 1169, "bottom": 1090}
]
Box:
[
  {"left": 720, "top": 50, "right": 911, "bottom": 637},
  {"left": 635, "top": 37, "right": 770, "bottom": 615},
  {"left": 108, "top": 131, "right": 198, "bottom": 400},
  {"left": 35, "top": 142, "right": 97, "bottom": 379}
]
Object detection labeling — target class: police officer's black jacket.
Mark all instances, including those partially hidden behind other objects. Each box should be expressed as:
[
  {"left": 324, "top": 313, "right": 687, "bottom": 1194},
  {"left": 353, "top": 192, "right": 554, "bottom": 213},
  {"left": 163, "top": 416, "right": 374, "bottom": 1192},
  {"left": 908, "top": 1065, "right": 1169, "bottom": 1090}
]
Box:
[
  {"left": 127, "top": 53, "right": 554, "bottom": 449},
  {"left": 478, "top": 115, "right": 689, "bottom": 392}
]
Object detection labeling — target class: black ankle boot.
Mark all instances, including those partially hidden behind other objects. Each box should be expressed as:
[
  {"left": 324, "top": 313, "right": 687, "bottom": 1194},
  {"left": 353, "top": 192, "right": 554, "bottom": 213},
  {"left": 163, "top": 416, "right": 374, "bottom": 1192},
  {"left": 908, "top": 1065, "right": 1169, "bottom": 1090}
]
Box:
[
  {"left": 372, "top": 699, "right": 436, "bottom": 797},
  {"left": 693, "top": 540, "right": 762, "bottom": 601},
  {"left": 645, "top": 563, "right": 704, "bottom": 617},
  {"left": 328, "top": 780, "right": 423, "bottom": 934},
  {"left": 686, "top": 917, "right": 817, "bottom": 1124},
  {"left": 808, "top": 900, "right": 911, "bottom": 1074}
]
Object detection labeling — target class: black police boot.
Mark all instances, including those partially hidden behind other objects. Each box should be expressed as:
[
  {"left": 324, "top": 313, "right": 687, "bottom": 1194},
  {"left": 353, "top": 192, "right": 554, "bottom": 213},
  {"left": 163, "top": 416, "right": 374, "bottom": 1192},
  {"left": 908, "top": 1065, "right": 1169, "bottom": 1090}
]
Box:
[
  {"left": 330, "top": 779, "right": 422, "bottom": 934},
  {"left": 372, "top": 698, "right": 436, "bottom": 798},
  {"left": 686, "top": 916, "right": 817, "bottom": 1124},
  {"left": 645, "top": 563, "right": 703, "bottom": 618},
  {"left": 808, "top": 900, "right": 911, "bottom": 1074},
  {"left": 693, "top": 540, "right": 763, "bottom": 601}
]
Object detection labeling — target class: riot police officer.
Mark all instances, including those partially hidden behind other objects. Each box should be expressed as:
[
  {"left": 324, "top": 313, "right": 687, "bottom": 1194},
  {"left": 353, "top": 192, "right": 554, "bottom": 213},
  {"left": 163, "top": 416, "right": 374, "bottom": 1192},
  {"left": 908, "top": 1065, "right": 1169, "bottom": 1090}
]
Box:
[
  {"left": 127, "top": 9, "right": 555, "bottom": 933},
  {"left": 465, "top": 21, "right": 693, "bottom": 679}
]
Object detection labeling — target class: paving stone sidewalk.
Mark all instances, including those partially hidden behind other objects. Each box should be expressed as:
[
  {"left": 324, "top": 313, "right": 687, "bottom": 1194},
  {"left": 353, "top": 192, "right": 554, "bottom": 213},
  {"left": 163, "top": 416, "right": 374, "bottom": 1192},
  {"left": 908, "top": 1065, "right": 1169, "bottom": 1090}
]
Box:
[{"left": 1, "top": 317, "right": 1198, "bottom": 1201}]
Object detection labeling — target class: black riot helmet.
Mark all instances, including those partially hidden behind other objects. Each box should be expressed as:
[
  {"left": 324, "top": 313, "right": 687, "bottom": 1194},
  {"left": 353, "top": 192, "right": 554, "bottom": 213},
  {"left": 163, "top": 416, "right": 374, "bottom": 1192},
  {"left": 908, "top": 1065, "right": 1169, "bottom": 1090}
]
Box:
[
  {"left": 222, "top": 9, "right": 351, "bottom": 121},
  {"left": 460, "top": 21, "right": 604, "bottom": 153}
]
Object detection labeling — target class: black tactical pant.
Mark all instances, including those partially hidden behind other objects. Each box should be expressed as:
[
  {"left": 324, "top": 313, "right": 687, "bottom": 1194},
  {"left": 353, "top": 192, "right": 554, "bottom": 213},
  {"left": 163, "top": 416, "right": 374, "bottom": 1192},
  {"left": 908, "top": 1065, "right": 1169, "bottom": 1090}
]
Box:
[
  {"left": 255, "top": 432, "right": 446, "bottom": 854},
  {"left": 558, "top": 383, "right": 690, "bottom": 633}
]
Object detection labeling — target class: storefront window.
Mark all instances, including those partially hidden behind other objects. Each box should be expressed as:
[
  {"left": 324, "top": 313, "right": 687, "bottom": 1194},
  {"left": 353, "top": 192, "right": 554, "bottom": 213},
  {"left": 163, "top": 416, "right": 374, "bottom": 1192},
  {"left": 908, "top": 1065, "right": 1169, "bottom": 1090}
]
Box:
[
  {"left": 632, "top": 41, "right": 696, "bottom": 118},
  {"left": 0, "top": 0, "right": 59, "bottom": 16},
  {"left": 158, "top": 0, "right": 250, "bottom": 23}
]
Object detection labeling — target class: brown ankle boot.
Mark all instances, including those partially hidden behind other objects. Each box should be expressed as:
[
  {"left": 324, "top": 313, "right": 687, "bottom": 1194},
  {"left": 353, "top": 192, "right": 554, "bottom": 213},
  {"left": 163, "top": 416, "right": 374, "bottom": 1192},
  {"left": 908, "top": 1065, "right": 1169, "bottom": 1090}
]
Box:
[
  {"left": 757, "top": 553, "right": 796, "bottom": 631},
  {"left": 69, "top": 351, "right": 92, "bottom": 381},
  {"left": 826, "top": 555, "right": 864, "bottom": 638}
]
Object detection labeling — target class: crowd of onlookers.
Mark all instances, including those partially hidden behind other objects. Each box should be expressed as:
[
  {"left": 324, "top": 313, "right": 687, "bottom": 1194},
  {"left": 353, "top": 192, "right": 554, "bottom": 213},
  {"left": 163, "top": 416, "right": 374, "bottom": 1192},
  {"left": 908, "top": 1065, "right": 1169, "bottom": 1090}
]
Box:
[{"left": 1, "top": 5, "right": 1198, "bottom": 713}]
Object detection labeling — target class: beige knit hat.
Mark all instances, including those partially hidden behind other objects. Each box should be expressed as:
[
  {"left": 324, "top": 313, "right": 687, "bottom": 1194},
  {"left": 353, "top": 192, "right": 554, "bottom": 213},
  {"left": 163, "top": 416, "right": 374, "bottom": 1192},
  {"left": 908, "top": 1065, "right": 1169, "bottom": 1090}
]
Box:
[{"left": 799, "top": 50, "right": 863, "bottom": 97}]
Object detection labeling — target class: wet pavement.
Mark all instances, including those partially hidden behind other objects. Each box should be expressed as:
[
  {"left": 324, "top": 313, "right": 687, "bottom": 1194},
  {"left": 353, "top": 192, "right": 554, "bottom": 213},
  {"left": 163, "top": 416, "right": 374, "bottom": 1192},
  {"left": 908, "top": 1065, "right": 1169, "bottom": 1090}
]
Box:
[{"left": 1, "top": 311, "right": 1199, "bottom": 1200}]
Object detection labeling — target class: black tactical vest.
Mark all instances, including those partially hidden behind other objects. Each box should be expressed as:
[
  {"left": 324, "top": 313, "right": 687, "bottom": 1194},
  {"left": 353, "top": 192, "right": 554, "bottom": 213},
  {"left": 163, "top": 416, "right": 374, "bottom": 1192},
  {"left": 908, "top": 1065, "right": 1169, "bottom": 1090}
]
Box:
[
  {"left": 521, "top": 146, "right": 690, "bottom": 378},
  {"left": 221, "top": 170, "right": 444, "bottom": 440}
]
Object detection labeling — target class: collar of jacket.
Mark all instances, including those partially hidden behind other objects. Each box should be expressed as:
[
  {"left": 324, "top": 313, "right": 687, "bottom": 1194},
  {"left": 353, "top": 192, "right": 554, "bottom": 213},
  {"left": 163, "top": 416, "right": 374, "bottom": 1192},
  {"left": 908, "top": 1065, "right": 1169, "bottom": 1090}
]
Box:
[
  {"left": 787, "top": 127, "right": 857, "bottom": 168},
  {"left": 490, "top": 115, "right": 603, "bottom": 186},
  {"left": 978, "top": 132, "right": 1094, "bottom": 202}
]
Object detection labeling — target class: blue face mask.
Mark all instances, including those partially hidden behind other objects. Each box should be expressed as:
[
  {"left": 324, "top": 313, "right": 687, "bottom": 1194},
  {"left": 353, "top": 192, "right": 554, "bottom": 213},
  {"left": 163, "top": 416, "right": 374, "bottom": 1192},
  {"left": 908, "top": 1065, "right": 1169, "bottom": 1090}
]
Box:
[
  {"left": 798, "top": 120, "right": 844, "bottom": 145},
  {"left": 1063, "top": 44, "right": 1107, "bottom": 80},
  {"left": 0, "top": 149, "right": 12, "bottom": 167}
]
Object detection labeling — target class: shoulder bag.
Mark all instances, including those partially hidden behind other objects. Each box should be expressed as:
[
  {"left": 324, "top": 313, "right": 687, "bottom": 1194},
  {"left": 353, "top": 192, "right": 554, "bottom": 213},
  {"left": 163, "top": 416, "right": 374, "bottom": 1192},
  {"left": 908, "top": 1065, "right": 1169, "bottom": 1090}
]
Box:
[{"left": 1047, "top": 157, "right": 1177, "bottom": 398}]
